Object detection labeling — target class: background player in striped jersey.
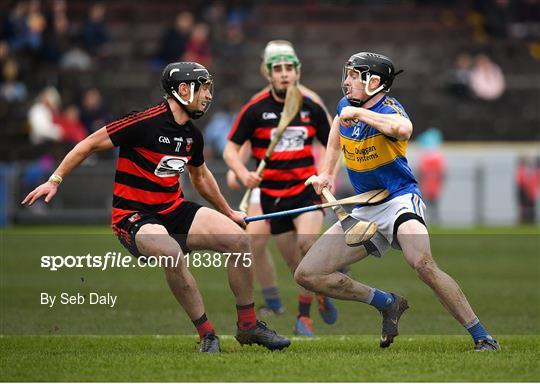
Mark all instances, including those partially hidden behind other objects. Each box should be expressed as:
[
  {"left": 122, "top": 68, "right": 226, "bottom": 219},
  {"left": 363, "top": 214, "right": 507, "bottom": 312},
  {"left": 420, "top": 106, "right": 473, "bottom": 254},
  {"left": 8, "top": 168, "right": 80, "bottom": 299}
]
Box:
[
  {"left": 226, "top": 40, "right": 339, "bottom": 319},
  {"left": 22, "top": 61, "right": 290, "bottom": 353},
  {"left": 223, "top": 42, "right": 337, "bottom": 336},
  {"left": 295, "top": 52, "right": 500, "bottom": 351}
]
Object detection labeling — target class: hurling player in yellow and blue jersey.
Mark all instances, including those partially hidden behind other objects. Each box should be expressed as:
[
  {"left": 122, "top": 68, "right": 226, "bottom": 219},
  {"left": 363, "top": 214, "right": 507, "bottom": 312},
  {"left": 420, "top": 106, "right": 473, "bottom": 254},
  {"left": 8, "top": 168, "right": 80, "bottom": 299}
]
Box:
[{"left": 295, "top": 52, "right": 499, "bottom": 351}]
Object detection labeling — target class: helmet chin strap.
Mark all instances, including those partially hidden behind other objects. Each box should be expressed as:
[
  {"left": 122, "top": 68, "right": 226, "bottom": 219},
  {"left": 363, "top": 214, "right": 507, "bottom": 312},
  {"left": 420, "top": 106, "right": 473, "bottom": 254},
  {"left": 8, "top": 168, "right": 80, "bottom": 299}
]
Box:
[
  {"left": 171, "top": 82, "right": 195, "bottom": 105},
  {"left": 348, "top": 74, "right": 385, "bottom": 107},
  {"left": 171, "top": 82, "right": 204, "bottom": 119},
  {"left": 364, "top": 73, "right": 385, "bottom": 96}
]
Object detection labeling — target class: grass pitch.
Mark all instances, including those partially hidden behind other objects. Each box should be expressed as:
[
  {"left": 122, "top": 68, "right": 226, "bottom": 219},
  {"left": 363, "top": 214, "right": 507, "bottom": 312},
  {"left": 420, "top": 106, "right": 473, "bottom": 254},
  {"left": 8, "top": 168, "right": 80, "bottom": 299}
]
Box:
[
  {"left": 1, "top": 335, "right": 539, "bottom": 381},
  {"left": 1, "top": 225, "right": 539, "bottom": 381}
]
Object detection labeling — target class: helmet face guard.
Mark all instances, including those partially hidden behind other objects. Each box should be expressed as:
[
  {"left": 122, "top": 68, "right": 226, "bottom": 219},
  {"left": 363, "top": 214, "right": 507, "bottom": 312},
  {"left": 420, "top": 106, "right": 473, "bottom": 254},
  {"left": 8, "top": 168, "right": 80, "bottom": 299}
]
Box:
[
  {"left": 161, "top": 62, "right": 214, "bottom": 119},
  {"left": 341, "top": 64, "right": 385, "bottom": 101}
]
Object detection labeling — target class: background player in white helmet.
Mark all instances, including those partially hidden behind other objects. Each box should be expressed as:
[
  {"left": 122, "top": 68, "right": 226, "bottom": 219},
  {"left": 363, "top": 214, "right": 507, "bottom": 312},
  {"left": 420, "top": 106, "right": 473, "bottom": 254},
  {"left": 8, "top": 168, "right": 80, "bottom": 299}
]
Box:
[
  {"left": 227, "top": 41, "right": 336, "bottom": 319},
  {"left": 224, "top": 40, "right": 337, "bottom": 336}
]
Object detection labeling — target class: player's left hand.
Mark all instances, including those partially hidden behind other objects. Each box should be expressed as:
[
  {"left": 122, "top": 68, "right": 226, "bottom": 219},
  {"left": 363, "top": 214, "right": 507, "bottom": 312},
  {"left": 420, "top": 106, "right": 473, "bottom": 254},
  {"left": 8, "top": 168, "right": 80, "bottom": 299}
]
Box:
[
  {"left": 340, "top": 106, "right": 361, "bottom": 127},
  {"left": 228, "top": 210, "right": 247, "bottom": 229}
]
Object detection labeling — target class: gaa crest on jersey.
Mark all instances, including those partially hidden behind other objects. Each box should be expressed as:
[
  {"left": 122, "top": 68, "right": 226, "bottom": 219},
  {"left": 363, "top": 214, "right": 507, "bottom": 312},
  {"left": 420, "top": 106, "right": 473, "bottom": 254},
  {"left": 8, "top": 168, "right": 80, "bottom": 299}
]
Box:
[
  {"left": 154, "top": 155, "right": 189, "bottom": 177},
  {"left": 272, "top": 126, "right": 308, "bottom": 152},
  {"left": 127, "top": 213, "right": 141, "bottom": 223}
]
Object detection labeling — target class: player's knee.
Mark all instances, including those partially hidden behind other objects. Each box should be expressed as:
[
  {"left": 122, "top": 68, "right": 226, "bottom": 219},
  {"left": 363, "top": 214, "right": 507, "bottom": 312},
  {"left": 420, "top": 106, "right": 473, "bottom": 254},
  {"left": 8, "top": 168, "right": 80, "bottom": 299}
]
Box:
[
  {"left": 163, "top": 267, "right": 192, "bottom": 291},
  {"left": 413, "top": 254, "right": 438, "bottom": 284},
  {"left": 249, "top": 235, "right": 268, "bottom": 252},
  {"left": 223, "top": 233, "right": 251, "bottom": 254},
  {"left": 294, "top": 266, "right": 318, "bottom": 291}
]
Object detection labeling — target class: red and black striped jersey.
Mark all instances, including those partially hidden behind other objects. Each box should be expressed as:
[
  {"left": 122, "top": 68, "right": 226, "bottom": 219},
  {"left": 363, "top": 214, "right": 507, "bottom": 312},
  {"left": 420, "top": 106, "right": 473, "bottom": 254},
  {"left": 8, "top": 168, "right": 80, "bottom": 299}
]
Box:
[
  {"left": 228, "top": 90, "right": 330, "bottom": 198},
  {"left": 106, "top": 102, "right": 204, "bottom": 224}
]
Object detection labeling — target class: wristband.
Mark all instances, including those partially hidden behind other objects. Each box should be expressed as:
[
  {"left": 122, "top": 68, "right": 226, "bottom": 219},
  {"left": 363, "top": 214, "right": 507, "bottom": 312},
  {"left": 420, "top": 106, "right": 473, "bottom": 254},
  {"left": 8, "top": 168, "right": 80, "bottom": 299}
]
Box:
[{"left": 48, "top": 174, "right": 63, "bottom": 185}]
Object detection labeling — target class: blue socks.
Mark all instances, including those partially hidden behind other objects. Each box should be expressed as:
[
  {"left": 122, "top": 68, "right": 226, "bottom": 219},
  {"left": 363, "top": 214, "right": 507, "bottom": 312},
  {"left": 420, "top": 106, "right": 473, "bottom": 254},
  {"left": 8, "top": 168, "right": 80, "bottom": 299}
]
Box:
[
  {"left": 262, "top": 286, "right": 283, "bottom": 311},
  {"left": 465, "top": 318, "right": 492, "bottom": 341},
  {"left": 367, "top": 288, "right": 395, "bottom": 311}
]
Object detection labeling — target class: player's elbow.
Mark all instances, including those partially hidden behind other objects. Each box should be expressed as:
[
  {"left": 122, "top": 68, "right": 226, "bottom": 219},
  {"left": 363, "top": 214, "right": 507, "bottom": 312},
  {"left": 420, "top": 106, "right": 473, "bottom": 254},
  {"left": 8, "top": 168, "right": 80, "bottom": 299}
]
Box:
[
  {"left": 395, "top": 120, "right": 412, "bottom": 141},
  {"left": 188, "top": 168, "right": 206, "bottom": 188},
  {"left": 74, "top": 138, "right": 96, "bottom": 157}
]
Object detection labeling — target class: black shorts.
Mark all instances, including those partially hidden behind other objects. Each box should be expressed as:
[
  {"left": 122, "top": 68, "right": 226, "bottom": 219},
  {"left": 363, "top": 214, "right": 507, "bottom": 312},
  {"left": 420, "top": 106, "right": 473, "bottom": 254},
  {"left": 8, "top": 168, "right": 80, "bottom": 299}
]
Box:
[
  {"left": 112, "top": 201, "right": 202, "bottom": 259},
  {"left": 260, "top": 186, "right": 322, "bottom": 235}
]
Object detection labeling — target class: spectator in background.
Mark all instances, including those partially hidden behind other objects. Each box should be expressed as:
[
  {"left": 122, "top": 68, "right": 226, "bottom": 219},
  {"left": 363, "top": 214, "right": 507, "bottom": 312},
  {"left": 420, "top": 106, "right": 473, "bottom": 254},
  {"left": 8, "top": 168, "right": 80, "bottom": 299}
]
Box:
[
  {"left": 183, "top": 23, "right": 212, "bottom": 68},
  {"left": 482, "top": 0, "right": 514, "bottom": 39},
  {"left": 28, "top": 86, "right": 62, "bottom": 145},
  {"left": 42, "top": 0, "right": 71, "bottom": 63},
  {"left": 470, "top": 54, "right": 506, "bottom": 101},
  {"left": 516, "top": 156, "right": 540, "bottom": 224},
  {"left": 417, "top": 128, "right": 446, "bottom": 225},
  {"left": 0, "top": 57, "right": 27, "bottom": 103},
  {"left": 3, "top": 0, "right": 46, "bottom": 54},
  {"left": 154, "top": 11, "right": 194, "bottom": 66},
  {"left": 42, "top": 0, "right": 91, "bottom": 71},
  {"left": 0, "top": 41, "right": 9, "bottom": 61},
  {"left": 203, "top": 92, "right": 240, "bottom": 158},
  {"left": 82, "top": 3, "right": 109, "bottom": 56},
  {"left": 215, "top": 22, "right": 245, "bottom": 87},
  {"left": 202, "top": 1, "right": 227, "bottom": 46},
  {"left": 446, "top": 52, "right": 473, "bottom": 98},
  {"left": 79, "top": 88, "right": 111, "bottom": 135},
  {"left": 55, "top": 104, "right": 86, "bottom": 145}
]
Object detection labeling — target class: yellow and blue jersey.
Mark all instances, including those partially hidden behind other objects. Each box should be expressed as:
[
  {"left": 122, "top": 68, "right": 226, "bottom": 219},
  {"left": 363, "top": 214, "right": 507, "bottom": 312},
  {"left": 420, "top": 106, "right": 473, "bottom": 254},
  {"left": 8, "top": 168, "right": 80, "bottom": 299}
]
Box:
[{"left": 337, "top": 95, "right": 420, "bottom": 204}]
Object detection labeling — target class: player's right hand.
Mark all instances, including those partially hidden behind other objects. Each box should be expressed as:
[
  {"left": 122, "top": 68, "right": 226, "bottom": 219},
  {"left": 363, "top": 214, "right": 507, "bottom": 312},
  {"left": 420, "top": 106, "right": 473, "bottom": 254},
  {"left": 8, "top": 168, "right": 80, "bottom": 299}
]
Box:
[
  {"left": 240, "top": 170, "right": 262, "bottom": 189},
  {"left": 226, "top": 170, "right": 241, "bottom": 190},
  {"left": 228, "top": 210, "right": 247, "bottom": 229},
  {"left": 307, "top": 173, "right": 334, "bottom": 195},
  {"left": 21, "top": 181, "right": 58, "bottom": 206}
]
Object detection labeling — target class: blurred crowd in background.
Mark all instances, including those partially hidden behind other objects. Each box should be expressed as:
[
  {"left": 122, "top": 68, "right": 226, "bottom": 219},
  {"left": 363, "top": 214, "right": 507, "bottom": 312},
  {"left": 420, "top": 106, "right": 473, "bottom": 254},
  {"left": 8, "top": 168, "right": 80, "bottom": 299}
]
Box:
[{"left": 0, "top": 0, "right": 539, "bottom": 224}]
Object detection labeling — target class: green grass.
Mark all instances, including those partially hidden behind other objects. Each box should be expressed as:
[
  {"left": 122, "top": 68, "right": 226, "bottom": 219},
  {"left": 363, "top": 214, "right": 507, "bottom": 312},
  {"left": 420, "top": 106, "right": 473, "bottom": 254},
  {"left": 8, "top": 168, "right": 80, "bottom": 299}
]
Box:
[
  {"left": 1, "top": 335, "right": 539, "bottom": 381},
  {"left": 1, "top": 225, "right": 539, "bottom": 381}
]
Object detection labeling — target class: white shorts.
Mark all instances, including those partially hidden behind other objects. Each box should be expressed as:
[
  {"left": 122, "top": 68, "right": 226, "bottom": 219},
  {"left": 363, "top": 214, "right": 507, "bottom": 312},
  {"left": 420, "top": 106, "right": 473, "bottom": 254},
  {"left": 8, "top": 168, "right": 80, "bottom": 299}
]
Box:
[
  {"left": 334, "top": 193, "right": 426, "bottom": 257},
  {"left": 250, "top": 187, "right": 261, "bottom": 205}
]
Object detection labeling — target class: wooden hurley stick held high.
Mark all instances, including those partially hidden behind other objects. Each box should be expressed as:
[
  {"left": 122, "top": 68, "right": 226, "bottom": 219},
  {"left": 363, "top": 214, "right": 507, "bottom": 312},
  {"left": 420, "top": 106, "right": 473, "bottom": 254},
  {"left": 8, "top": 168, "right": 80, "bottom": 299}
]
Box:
[{"left": 239, "top": 85, "right": 303, "bottom": 213}]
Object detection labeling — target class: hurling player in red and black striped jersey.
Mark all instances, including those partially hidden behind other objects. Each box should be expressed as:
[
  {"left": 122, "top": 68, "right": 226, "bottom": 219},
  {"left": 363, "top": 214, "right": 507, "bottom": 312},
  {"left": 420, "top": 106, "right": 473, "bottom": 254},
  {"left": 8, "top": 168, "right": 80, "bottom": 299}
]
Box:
[
  {"left": 22, "top": 62, "right": 290, "bottom": 353},
  {"left": 223, "top": 42, "right": 338, "bottom": 336}
]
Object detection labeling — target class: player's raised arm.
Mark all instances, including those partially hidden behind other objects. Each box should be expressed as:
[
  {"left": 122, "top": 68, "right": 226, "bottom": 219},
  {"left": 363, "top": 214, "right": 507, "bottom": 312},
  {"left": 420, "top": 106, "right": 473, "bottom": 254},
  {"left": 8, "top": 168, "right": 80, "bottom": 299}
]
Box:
[
  {"left": 21, "top": 127, "right": 114, "bottom": 206},
  {"left": 340, "top": 105, "right": 412, "bottom": 141}
]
